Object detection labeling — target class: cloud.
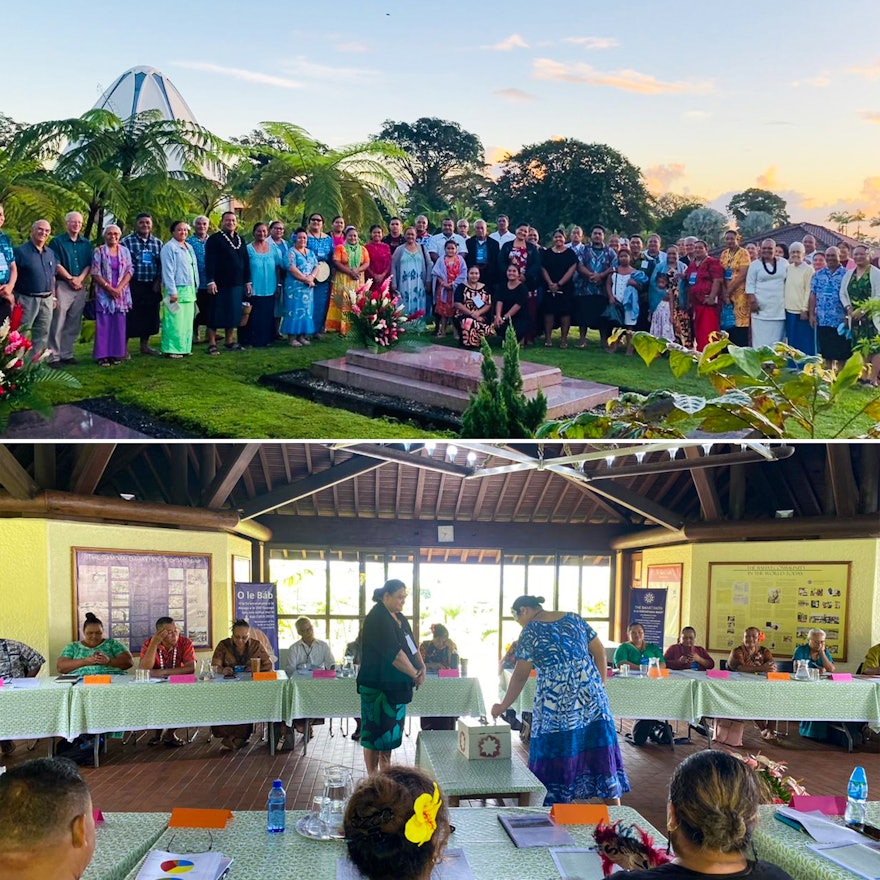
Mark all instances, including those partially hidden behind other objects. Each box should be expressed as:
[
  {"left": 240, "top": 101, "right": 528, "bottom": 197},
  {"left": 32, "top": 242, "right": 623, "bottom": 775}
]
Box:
[
  {"left": 532, "top": 59, "right": 712, "bottom": 94},
  {"left": 849, "top": 60, "right": 880, "bottom": 79},
  {"left": 644, "top": 163, "right": 686, "bottom": 194},
  {"left": 682, "top": 110, "right": 712, "bottom": 119},
  {"left": 335, "top": 41, "right": 368, "bottom": 53},
  {"left": 562, "top": 36, "right": 619, "bottom": 50},
  {"left": 281, "top": 57, "right": 381, "bottom": 86},
  {"left": 792, "top": 74, "right": 831, "bottom": 88},
  {"left": 485, "top": 34, "right": 529, "bottom": 51},
  {"left": 756, "top": 165, "right": 780, "bottom": 190},
  {"left": 172, "top": 61, "right": 302, "bottom": 89},
  {"left": 494, "top": 88, "right": 537, "bottom": 103},
  {"left": 859, "top": 110, "right": 880, "bottom": 123}
]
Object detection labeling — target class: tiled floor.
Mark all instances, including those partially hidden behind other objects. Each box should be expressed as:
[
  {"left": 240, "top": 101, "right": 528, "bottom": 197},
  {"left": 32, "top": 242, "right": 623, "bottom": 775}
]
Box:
[{"left": 2, "top": 718, "right": 876, "bottom": 835}]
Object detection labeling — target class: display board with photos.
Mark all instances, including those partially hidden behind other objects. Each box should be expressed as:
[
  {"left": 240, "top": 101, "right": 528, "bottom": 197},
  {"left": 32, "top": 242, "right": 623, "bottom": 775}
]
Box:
[
  {"left": 73, "top": 548, "right": 212, "bottom": 650},
  {"left": 707, "top": 562, "right": 850, "bottom": 661}
]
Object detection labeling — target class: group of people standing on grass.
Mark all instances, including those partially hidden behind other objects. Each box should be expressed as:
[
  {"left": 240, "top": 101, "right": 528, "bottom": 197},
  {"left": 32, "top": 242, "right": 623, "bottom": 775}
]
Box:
[{"left": 3, "top": 203, "right": 878, "bottom": 383}]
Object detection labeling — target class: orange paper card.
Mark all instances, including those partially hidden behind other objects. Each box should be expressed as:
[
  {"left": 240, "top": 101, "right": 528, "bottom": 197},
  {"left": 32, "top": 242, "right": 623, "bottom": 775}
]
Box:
[
  {"left": 529, "top": 669, "right": 537, "bottom": 678},
  {"left": 550, "top": 804, "right": 610, "bottom": 824},
  {"left": 83, "top": 675, "right": 112, "bottom": 685},
  {"left": 767, "top": 672, "right": 790, "bottom": 681},
  {"left": 660, "top": 668, "right": 670, "bottom": 677},
  {"left": 169, "top": 808, "right": 234, "bottom": 829},
  {"left": 252, "top": 671, "right": 277, "bottom": 681}
]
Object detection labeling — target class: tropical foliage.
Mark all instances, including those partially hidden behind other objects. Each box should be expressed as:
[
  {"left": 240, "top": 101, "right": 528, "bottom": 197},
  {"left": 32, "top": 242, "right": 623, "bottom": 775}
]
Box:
[{"left": 538, "top": 331, "right": 880, "bottom": 439}]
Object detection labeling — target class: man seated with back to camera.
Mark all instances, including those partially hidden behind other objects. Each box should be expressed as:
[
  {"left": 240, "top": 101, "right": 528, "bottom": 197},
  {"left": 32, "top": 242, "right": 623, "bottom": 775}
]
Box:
[
  {"left": 0, "top": 757, "right": 96, "bottom": 880},
  {"left": 139, "top": 616, "right": 196, "bottom": 747}
]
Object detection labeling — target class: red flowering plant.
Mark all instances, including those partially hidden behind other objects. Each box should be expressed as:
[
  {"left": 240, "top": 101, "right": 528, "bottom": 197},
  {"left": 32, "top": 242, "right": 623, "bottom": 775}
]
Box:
[
  {"left": 732, "top": 752, "right": 808, "bottom": 804},
  {"left": 346, "top": 278, "right": 424, "bottom": 352},
  {"left": 0, "top": 310, "right": 80, "bottom": 430}
]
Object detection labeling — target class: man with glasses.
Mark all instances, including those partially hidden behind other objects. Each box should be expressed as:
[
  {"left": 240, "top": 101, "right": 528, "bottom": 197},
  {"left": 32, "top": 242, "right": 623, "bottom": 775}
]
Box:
[
  {"left": 122, "top": 213, "right": 163, "bottom": 356},
  {"left": 13, "top": 220, "right": 57, "bottom": 354},
  {"left": 47, "top": 211, "right": 92, "bottom": 366}
]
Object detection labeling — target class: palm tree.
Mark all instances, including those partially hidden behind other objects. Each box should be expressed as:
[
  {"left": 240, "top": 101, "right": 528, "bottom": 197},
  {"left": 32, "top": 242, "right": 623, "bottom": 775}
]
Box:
[
  {"left": 9, "top": 109, "right": 234, "bottom": 237},
  {"left": 229, "top": 122, "right": 404, "bottom": 228},
  {"left": 851, "top": 210, "right": 866, "bottom": 238},
  {"left": 827, "top": 211, "right": 853, "bottom": 235}
]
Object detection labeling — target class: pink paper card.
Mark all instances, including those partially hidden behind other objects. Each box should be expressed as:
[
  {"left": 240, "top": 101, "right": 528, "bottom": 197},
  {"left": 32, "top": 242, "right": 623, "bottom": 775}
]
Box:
[
  {"left": 789, "top": 795, "right": 846, "bottom": 816},
  {"left": 830, "top": 673, "right": 853, "bottom": 682},
  {"left": 438, "top": 669, "right": 460, "bottom": 678},
  {"left": 93, "top": 809, "right": 105, "bottom": 823},
  {"left": 707, "top": 669, "right": 730, "bottom": 679},
  {"left": 168, "top": 674, "right": 196, "bottom": 684},
  {"left": 0, "top": 677, "right": 4, "bottom": 687},
  {"left": 312, "top": 669, "right": 335, "bottom": 678}
]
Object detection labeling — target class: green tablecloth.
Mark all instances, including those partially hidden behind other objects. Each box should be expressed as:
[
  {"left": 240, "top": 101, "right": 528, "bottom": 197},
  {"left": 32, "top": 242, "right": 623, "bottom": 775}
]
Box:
[
  {"left": 753, "top": 802, "right": 880, "bottom": 880},
  {"left": 416, "top": 730, "right": 547, "bottom": 806},
  {"left": 82, "top": 813, "right": 169, "bottom": 880},
  {"left": 68, "top": 674, "right": 289, "bottom": 738},
  {"left": 287, "top": 674, "right": 486, "bottom": 720},
  {"left": 116, "top": 806, "right": 662, "bottom": 880},
  {"left": 694, "top": 676, "right": 880, "bottom": 723},
  {"left": 0, "top": 679, "right": 72, "bottom": 739}
]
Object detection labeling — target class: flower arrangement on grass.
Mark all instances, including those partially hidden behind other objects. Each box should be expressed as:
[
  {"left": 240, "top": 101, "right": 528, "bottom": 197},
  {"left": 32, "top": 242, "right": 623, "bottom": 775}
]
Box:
[
  {"left": 732, "top": 752, "right": 808, "bottom": 804},
  {"left": 346, "top": 278, "right": 424, "bottom": 352},
  {"left": 0, "top": 307, "right": 80, "bottom": 430}
]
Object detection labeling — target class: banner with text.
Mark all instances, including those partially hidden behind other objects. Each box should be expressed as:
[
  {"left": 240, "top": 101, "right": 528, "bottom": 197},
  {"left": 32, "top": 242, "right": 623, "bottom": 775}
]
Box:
[
  {"left": 629, "top": 588, "right": 668, "bottom": 648},
  {"left": 234, "top": 582, "right": 279, "bottom": 667}
]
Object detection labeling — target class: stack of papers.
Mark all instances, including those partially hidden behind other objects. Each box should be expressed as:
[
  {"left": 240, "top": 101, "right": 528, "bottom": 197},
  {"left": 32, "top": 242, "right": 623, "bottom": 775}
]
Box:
[
  {"left": 498, "top": 813, "right": 576, "bottom": 848},
  {"left": 135, "top": 850, "right": 231, "bottom": 880}
]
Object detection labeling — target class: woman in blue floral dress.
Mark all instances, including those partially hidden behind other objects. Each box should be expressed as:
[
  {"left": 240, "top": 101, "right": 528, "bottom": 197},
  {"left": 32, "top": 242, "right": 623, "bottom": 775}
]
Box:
[
  {"left": 492, "top": 595, "right": 629, "bottom": 805},
  {"left": 281, "top": 228, "right": 317, "bottom": 346}
]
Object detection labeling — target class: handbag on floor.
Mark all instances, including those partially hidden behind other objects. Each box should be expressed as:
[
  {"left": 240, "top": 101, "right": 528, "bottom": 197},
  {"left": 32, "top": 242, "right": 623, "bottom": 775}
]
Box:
[{"left": 712, "top": 718, "right": 744, "bottom": 747}]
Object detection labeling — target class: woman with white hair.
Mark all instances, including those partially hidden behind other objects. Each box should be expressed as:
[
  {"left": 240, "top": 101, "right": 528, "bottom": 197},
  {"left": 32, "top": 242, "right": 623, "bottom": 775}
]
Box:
[
  {"left": 792, "top": 629, "right": 835, "bottom": 740},
  {"left": 90, "top": 225, "right": 132, "bottom": 366},
  {"left": 840, "top": 244, "right": 880, "bottom": 385},
  {"left": 783, "top": 241, "right": 814, "bottom": 355}
]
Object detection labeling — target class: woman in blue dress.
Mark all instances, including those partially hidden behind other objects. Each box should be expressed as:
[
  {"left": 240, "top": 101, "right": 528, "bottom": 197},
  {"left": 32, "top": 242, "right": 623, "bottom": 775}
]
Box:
[
  {"left": 492, "top": 594, "right": 629, "bottom": 805},
  {"left": 243, "top": 222, "right": 283, "bottom": 347},
  {"left": 281, "top": 228, "right": 317, "bottom": 346},
  {"left": 305, "top": 212, "right": 333, "bottom": 337}
]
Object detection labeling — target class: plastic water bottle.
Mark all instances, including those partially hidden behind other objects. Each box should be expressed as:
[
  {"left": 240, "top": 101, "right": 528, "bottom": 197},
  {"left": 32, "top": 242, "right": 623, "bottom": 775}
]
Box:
[
  {"left": 640, "top": 657, "right": 649, "bottom": 676},
  {"left": 267, "top": 779, "right": 286, "bottom": 833},
  {"left": 845, "top": 766, "right": 868, "bottom": 826}
]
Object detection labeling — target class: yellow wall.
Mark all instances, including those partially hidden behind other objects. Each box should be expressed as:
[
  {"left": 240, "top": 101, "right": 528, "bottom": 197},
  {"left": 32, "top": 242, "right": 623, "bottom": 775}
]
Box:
[
  {"left": 0, "top": 518, "right": 251, "bottom": 674},
  {"left": 642, "top": 537, "right": 880, "bottom": 671}
]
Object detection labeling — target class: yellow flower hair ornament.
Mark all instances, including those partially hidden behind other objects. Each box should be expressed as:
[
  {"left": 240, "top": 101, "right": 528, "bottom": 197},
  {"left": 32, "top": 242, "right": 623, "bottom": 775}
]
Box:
[{"left": 404, "top": 782, "right": 442, "bottom": 846}]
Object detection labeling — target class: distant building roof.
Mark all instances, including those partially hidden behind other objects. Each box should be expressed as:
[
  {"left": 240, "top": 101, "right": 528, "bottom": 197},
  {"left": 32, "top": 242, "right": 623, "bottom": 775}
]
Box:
[
  {"left": 92, "top": 66, "right": 198, "bottom": 125},
  {"left": 711, "top": 222, "right": 867, "bottom": 257}
]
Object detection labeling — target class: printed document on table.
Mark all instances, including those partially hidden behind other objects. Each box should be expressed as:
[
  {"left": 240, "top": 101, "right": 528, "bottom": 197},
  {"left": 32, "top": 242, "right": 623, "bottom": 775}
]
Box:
[
  {"left": 337, "top": 847, "right": 474, "bottom": 879},
  {"left": 134, "top": 850, "right": 224, "bottom": 880},
  {"left": 550, "top": 846, "right": 607, "bottom": 878},
  {"left": 775, "top": 807, "right": 865, "bottom": 843},
  {"left": 808, "top": 842, "right": 880, "bottom": 880}
]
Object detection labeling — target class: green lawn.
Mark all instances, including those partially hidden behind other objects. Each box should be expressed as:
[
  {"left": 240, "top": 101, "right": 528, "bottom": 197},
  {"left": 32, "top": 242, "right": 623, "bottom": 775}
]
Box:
[{"left": 24, "top": 328, "right": 880, "bottom": 439}]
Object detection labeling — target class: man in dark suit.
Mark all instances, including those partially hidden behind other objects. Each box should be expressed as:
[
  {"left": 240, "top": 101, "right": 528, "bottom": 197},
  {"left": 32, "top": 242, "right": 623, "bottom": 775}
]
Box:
[{"left": 465, "top": 219, "right": 500, "bottom": 288}]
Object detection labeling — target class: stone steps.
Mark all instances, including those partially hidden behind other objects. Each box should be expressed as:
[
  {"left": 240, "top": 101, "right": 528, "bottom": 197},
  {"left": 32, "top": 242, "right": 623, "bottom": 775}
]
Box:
[{"left": 311, "top": 345, "right": 618, "bottom": 419}]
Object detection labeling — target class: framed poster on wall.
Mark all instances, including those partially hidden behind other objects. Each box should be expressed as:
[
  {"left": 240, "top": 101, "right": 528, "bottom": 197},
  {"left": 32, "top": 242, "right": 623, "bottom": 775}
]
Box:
[
  {"left": 707, "top": 562, "right": 850, "bottom": 660},
  {"left": 73, "top": 548, "right": 212, "bottom": 651},
  {"left": 647, "top": 564, "right": 683, "bottom": 646}
]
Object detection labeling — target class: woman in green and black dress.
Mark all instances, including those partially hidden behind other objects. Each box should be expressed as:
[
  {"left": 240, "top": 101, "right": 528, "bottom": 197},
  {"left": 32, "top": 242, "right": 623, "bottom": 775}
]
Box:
[
  {"left": 841, "top": 244, "right": 880, "bottom": 385},
  {"left": 357, "top": 579, "right": 425, "bottom": 774}
]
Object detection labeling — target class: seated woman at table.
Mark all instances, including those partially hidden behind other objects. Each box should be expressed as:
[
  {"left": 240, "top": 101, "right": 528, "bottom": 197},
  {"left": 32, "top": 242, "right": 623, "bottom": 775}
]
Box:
[
  {"left": 727, "top": 626, "right": 777, "bottom": 741},
  {"left": 614, "top": 622, "right": 665, "bottom": 671},
  {"left": 57, "top": 612, "right": 133, "bottom": 677},
  {"left": 664, "top": 626, "right": 715, "bottom": 671},
  {"left": 210, "top": 619, "right": 272, "bottom": 751},
  {"left": 623, "top": 750, "right": 794, "bottom": 880},
  {"left": 418, "top": 623, "right": 459, "bottom": 731},
  {"left": 791, "top": 628, "right": 840, "bottom": 741},
  {"left": 345, "top": 766, "right": 450, "bottom": 880}
]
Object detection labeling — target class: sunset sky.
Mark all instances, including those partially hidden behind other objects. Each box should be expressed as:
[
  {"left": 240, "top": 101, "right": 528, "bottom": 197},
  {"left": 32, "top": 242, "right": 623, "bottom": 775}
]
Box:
[{"left": 12, "top": 0, "right": 880, "bottom": 227}]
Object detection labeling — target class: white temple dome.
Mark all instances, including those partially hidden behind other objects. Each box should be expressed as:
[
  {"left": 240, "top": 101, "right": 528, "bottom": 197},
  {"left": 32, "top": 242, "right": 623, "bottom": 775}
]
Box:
[{"left": 92, "top": 66, "right": 198, "bottom": 124}]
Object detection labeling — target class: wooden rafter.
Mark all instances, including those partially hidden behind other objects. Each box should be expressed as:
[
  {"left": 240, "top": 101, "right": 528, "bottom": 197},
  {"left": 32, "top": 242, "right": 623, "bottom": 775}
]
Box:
[
  {"left": 684, "top": 447, "right": 723, "bottom": 521},
  {"left": 0, "top": 446, "right": 39, "bottom": 499},
  {"left": 826, "top": 445, "right": 857, "bottom": 518},
  {"left": 70, "top": 444, "right": 117, "bottom": 496},
  {"left": 33, "top": 444, "right": 56, "bottom": 491},
  {"left": 200, "top": 444, "right": 260, "bottom": 509}
]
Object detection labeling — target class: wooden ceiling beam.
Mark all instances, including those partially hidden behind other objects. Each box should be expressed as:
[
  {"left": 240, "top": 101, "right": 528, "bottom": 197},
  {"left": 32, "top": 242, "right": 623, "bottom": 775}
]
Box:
[
  {"left": 684, "top": 447, "right": 723, "bottom": 521},
  {"left": 69, "top": 444, "right": 116, "bottom": 496},
  {"left": 0, "top": 446, "right": 39, "bottom": 499},
  {"left": 574, "top": 479, "right": 684, "bottom": 531},
  {"left": 239, "top": 455, "right": 386, "bottom": 519},
  {"left": 826, "top": 445, "right": 857, "bottom": 518},
  {"left": 858, "top": 443, "right": 879, "bottom": 515},
  {"left": 200, "top": 444, "right": 261, "bottom": 509},
  {"left": 33, "top": 444, "right": 56, "bottom": 491}
]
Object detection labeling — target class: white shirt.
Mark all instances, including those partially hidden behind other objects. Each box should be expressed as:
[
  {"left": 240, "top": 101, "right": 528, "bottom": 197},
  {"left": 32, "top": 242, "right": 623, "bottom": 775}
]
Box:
[
  {"left": 490, "top": 231, "right": 516, "bottom": 247},
  {"left": 428, "top": 232, "right": 467, "bottom": 259},
  {"left": 746, "top": 257, "right": 788, "bottom": 322},
  {"left": 285, "top": 638, "right": 335, "bottom": 675}
]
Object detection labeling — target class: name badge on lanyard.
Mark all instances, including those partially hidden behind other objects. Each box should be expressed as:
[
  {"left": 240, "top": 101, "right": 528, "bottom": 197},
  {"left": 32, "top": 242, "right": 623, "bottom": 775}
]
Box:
[
  {"left": 0, "top": 252, "right": 8, "bottom": 276},
  {"left": 405, "top": 634, "right": 418, "bottom": 655},
  {"left": 141, "top": 251, "right": 153, "bottom": 267},
  {"left": 688, "top": 271, "right": 698, "bottom": 287},
  {"left": 724, "top": 268, "right": 733, "bottom": 281}
]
